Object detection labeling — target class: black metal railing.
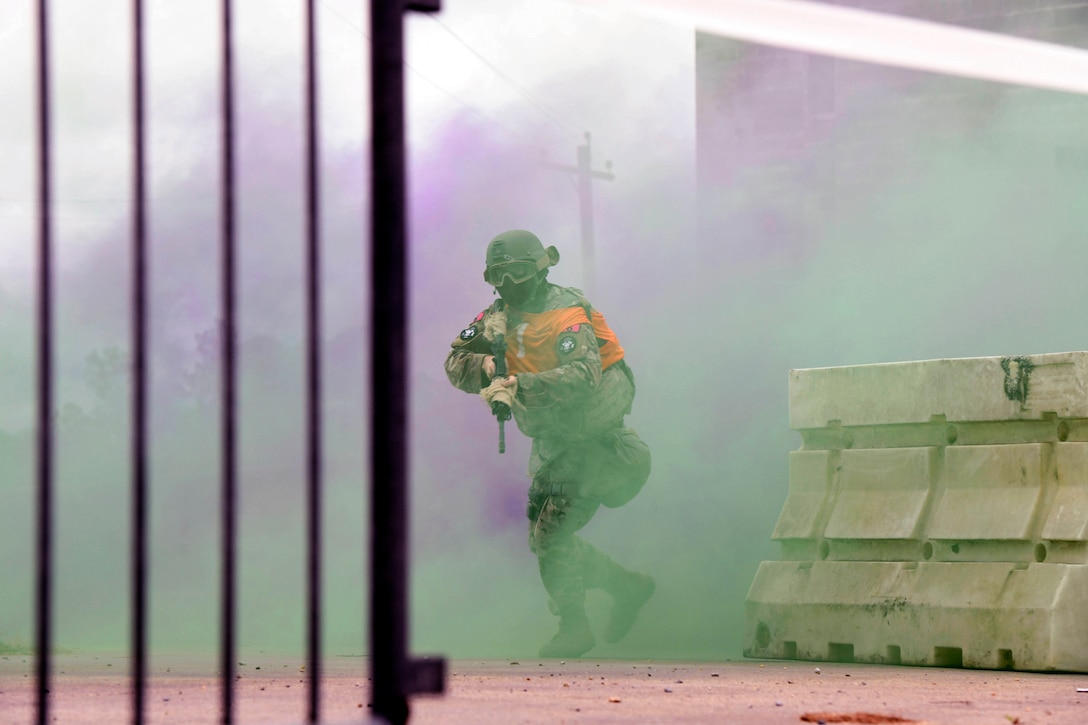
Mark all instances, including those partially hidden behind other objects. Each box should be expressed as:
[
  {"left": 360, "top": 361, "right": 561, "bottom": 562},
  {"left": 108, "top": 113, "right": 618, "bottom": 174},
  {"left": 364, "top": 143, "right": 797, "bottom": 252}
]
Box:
[
  {"left": 218, "top": 0, "right": 240, "bottom": 720},
  {"left": 304, "top": 0, "right": 323, "bottom": 720},
  {"left": 129, "top": 0, "right": 149, "bottom": 720},
  {"left": 30, "top": 1, "right": 446, "bottom": 723},
  {"left": 369, "top": 0, "right": 447, "bottom": 721},
  {"left": 33, "top": 3, "right": 55, "bottom": 724}
]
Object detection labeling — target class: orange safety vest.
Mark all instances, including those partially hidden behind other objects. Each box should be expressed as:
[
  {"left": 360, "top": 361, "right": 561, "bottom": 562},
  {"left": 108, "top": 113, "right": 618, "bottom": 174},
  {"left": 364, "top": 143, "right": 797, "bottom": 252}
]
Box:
[{"left": 505, "top": 306, "right": 625, "bottom": 375}]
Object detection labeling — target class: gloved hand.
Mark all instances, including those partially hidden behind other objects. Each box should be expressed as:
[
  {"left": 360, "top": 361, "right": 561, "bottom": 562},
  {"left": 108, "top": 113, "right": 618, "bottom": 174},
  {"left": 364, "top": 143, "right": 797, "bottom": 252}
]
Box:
[{"left": 480, "top": 375, "right": 518, "bottom": 409}]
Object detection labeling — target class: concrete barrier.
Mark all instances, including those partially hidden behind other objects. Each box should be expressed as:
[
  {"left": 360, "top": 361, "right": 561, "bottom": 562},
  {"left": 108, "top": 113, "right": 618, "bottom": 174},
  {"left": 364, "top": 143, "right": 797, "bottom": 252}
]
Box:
[{"left": 745, "top": 352, "right": 1088, "bottom": 671}]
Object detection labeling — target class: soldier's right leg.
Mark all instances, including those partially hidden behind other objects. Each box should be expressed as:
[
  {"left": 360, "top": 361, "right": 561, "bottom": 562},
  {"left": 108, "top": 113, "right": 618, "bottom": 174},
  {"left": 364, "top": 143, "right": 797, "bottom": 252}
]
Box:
[{"left": 528, "top": 492, "right": 599, "bottom": 657}]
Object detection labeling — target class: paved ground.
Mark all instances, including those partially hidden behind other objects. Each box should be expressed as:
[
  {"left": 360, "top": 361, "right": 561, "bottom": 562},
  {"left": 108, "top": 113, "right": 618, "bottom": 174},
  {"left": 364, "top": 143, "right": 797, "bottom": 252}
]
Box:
[{"left": 2, "top": 654, "right": 1087, "bottom": 724}]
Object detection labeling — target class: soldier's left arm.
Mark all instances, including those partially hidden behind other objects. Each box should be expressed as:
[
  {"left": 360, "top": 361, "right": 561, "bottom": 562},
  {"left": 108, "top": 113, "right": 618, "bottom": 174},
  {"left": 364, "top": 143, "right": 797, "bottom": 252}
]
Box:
[{"left": 515, "top": 323, "right": 602, "bottom": 408}]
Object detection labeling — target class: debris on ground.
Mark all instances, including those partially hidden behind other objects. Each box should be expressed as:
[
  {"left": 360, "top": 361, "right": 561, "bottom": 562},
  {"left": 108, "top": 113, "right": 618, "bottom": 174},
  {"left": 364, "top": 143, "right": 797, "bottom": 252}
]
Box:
[{"left": 800, "top": 713, "right": 917, "bottom": 724}]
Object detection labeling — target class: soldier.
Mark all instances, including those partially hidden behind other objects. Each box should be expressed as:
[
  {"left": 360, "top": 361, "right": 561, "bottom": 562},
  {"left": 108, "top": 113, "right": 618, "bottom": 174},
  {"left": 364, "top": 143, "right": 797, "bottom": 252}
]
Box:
[{"left": 445, "top": 229, "right": 654, "bottom": 658}]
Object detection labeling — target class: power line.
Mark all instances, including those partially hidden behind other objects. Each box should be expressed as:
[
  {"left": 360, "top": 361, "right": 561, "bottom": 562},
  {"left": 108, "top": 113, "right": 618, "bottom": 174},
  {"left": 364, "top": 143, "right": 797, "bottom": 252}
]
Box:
[
  {"left": 0, "top": 199, "right": 130, "bottom": 219},
  {"left": 318, "top": 0, "right": 370, "bottom": 40},
  {"left": 425, "top": 15, "right": 587, "bottom": 140},
  {"left": 318, "top": 1, "right": 525, "bottom": 138},
  {"left": 0, "top": 198, "right": 128, "bottom": 204},
  {"left": 407, "top": 71, "right": 527, "bottom": 139}
]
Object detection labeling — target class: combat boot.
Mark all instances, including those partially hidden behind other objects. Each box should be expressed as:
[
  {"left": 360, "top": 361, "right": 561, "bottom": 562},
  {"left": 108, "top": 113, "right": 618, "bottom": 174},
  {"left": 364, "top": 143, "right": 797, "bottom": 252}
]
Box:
[
  {"left": 539, "top": 610, "right": 595, "bottom": 658},
  {"left": 603, "top": 572, "right": 655, "bottom": 643}
]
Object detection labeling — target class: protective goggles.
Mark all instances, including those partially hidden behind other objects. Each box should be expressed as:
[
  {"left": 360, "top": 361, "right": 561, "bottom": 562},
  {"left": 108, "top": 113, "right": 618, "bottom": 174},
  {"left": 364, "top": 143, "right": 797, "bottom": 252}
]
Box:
[{"left": 483, "top": 256, "right": 549, "bottom": 286}]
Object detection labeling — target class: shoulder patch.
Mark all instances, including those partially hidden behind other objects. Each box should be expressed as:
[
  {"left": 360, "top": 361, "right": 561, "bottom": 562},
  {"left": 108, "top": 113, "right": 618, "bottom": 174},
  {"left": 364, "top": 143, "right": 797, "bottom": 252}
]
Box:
[
  {"left": 474, "top": 310, "right": 486, "bottom": 322},
  {"left": 558, "top": 335, "right": 577, "bottom": 354},
  {"left": 564, "top": 323, "right": 581, "bottom": 332},
  {"left": 459, "top": 327, "right": 477, "bottom": 341}
]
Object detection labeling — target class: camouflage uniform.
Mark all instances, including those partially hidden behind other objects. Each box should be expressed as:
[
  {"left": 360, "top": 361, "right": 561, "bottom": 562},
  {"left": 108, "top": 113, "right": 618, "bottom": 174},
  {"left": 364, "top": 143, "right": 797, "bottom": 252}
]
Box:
[{"left": 445, "top": 283, "right": 640, "bottom": 623}]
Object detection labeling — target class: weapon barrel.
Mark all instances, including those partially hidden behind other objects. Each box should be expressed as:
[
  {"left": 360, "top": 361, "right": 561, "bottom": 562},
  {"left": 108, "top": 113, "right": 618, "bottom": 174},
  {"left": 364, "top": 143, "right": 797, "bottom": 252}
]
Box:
[{"left": 492, "top": 330, "right": 509, "bottom": 454}]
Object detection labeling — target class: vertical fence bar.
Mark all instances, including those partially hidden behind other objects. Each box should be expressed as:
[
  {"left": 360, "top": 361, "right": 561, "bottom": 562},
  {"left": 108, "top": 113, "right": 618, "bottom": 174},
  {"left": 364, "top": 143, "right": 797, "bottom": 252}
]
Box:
[
  {"left": 33, "top": 1, "right": 54, "bottom": 724},
  {"left": 303, "top": 0, "right": 322, "bottom": 721},
  {"left": 219, "top": 0, "right": 238, "bottom": 722},
  {"left": 369, "top": 2, "right": 445, "bottom": 724},
  {"left": 369, "top": 0, "right": 410, "bottom": 719},
  {"left": 130, "top": 1, "right": 149, "bottom": 723}
]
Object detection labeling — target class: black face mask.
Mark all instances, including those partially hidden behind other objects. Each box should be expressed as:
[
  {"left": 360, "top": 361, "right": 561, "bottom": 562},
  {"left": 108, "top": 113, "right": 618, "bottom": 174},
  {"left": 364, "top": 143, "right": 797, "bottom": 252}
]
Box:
[{"left": 496, "top": 275, "right": 540, "bottom": 309}]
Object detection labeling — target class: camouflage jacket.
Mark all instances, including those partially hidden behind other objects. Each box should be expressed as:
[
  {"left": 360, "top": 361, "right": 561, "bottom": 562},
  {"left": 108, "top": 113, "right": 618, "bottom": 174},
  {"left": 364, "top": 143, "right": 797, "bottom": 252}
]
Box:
[{"left": 445, "top": 283, "right": 633, "bottom": 444}]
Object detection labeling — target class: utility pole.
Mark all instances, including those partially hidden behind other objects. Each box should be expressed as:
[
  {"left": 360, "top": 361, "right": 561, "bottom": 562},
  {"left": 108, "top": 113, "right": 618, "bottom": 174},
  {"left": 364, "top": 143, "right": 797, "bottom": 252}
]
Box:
[{"left": 543, "top": 132, "right": 614, "bottom": 291}]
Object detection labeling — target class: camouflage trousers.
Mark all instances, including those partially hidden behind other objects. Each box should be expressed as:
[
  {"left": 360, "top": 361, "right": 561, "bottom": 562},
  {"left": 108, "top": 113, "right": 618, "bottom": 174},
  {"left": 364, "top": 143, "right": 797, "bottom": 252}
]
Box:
[{"left": 526, "top": 452, "right": 630, "bottom": 617}]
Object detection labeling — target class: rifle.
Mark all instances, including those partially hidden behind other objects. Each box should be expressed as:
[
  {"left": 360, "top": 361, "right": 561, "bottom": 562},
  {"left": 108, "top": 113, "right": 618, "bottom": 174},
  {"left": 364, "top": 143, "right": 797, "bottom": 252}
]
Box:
[{"left": 490, "top": 305, "right": 512, "bottom": 454}]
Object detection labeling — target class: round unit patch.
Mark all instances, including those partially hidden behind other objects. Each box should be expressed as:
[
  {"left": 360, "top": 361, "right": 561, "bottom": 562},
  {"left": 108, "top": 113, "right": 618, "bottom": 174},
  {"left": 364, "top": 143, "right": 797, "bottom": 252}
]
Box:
[
  {"left": 558, "top": 335, "right": 576, "bottom": 354},
  {"left": 459, "top": 327, "right": 477, "bottom": 341}
]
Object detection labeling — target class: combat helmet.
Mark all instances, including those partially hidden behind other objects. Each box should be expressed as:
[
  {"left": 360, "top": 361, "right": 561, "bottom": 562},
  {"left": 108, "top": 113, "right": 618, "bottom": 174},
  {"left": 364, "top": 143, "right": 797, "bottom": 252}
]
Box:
[{"left": 483, "top": 230, "right": 560, "bottom": 287}]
